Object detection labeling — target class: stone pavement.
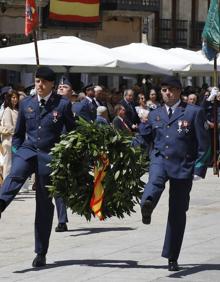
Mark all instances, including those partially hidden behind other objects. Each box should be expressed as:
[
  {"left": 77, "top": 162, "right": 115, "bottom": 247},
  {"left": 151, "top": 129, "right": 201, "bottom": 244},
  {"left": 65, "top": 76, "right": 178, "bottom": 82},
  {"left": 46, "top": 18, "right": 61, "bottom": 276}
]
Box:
[{"left": 0, "top": 168, "right": 220, "bottom": 282}]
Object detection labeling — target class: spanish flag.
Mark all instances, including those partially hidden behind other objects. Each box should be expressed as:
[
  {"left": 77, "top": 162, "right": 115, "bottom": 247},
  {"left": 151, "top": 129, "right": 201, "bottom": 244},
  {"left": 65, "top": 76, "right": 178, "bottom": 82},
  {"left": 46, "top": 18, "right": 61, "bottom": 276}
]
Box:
[
  {"left": 90, "top": 156, "right": 109, "bottom": 220},
  {"left": 49, "top": 0, "right": 100, "bottom": 23},
  {"left": 25, "top": 0, "right": 38, "bottom": 36}
]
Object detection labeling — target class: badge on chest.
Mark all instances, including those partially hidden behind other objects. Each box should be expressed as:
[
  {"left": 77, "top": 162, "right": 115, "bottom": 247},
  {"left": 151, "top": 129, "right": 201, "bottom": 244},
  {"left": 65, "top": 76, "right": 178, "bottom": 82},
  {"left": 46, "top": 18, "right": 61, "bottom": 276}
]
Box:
[
  {"left": 52, "top": 111, "right": 60, "bottom": 123},
  {"left": 177, "top": 120, "right": 190, "bottom": 133}
]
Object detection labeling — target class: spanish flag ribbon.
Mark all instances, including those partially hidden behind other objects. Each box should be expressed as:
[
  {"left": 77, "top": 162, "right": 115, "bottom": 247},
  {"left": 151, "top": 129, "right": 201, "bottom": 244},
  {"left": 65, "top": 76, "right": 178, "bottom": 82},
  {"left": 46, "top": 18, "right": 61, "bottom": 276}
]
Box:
[
  {"left": 90, "top": 155, "right": 109, "bottom": 220},
  {"left": 49, "top": 0, "right": 100, "bottom": 23}
]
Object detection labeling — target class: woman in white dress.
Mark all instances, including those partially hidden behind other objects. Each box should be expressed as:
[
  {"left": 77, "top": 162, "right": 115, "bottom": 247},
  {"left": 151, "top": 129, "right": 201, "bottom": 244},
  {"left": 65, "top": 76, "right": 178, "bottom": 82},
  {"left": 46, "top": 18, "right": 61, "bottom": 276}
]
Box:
[
  {"left": 0, "top": 90, "right": 19, "bottom": 180},
  {"left": 135, "top": 93, "right": 149, "bottom": 120}
]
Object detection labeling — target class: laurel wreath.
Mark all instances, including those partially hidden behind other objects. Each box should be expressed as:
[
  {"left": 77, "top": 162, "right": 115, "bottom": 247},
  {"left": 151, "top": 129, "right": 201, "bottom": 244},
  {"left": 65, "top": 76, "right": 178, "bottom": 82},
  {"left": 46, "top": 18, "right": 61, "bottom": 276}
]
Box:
[{"left": 48, "top": 118, "right": 148, "bottom": 221}]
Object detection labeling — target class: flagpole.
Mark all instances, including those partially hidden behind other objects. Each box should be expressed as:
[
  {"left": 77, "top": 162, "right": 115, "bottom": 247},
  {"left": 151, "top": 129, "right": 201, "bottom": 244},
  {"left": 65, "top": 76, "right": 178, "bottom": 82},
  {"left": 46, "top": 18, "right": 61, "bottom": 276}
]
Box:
[
  {"left": 33, "top": 30, "right": 40, "bottom": 66},
  {"left": 25, "top": 0, "right": 39, "bottom": 66},
  {"left": 213, "top": 55, "right": 219, "bottom": 176}
]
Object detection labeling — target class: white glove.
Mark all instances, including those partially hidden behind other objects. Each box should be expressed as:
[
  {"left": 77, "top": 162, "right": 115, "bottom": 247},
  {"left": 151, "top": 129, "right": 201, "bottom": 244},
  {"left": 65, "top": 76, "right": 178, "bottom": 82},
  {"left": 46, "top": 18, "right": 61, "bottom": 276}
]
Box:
[
  {"left": 207, "top": 87, "right": 219, "bottom": 101},
  {"left": 193, "top": 175, "right": 202, "bottom": 181}
]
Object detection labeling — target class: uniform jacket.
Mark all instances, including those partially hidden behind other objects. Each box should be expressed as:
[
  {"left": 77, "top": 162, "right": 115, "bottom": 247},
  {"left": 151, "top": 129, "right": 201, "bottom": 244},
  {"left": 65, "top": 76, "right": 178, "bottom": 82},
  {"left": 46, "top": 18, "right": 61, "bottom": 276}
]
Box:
[
  {"left": 139, "top": 102, "right": 211, "bottom": 179},
  {"left": 77, "top": 97, "right": 96, "bottom": 122},
  {"left": 12, "top": 92, "right": 75, "bottom": 175}
]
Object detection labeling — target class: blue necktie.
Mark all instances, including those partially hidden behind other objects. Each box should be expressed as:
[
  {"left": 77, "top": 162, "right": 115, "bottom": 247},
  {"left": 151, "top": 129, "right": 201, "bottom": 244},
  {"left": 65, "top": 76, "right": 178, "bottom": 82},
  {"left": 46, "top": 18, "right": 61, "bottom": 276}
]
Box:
[{"left": 39, "top": 99, "right": 46, "bottom": 112}]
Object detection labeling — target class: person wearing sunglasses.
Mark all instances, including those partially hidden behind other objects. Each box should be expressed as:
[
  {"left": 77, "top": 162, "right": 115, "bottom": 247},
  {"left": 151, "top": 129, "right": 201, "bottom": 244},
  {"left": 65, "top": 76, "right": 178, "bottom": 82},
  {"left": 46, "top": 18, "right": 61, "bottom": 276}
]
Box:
[{"left": 139, "top": 75, "right": 210, "bottom": 271}]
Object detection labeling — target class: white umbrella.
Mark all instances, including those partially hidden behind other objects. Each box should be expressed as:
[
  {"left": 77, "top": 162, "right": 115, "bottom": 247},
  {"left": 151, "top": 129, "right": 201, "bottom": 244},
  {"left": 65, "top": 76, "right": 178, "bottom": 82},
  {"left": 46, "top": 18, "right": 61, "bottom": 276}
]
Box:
[
  {"left": 112, "top": 43, "right": 191, "bottom": 73},
  {"left": 167, "top": 47, "right": 216, "bottom": 74},
  {"left": 0, "top": 36, "right": 169, "bottom": 75}
]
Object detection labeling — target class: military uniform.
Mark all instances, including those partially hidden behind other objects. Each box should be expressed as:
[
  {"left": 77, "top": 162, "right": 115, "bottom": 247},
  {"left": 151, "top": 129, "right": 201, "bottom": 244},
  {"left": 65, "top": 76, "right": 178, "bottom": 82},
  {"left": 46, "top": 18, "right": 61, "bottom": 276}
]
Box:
[
  {"left": 0, "top": 92, "right": 75, "bottom": 256},
  {"left": 140, "top": 101, "right": 210, "bottom": 262}
]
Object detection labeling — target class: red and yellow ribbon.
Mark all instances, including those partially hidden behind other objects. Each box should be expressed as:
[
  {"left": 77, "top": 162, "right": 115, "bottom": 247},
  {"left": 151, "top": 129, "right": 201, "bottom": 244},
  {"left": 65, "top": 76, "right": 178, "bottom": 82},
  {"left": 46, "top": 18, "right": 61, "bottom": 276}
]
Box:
[{"left": 90, "top": 155, "right": 109, "bottom": 220}]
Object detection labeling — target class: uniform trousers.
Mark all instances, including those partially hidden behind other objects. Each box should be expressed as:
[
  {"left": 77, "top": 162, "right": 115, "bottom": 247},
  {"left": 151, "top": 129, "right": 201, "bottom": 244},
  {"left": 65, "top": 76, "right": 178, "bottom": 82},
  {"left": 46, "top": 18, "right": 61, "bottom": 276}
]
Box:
[
  {"left": 0, "top": 154, "right": 54, "bottom": 255},
  {"left": 141, "top": 157, "right": 192, "bottom": 260},
  {"left": 54, "top": 196, "right": 68, "bottom": 224}
]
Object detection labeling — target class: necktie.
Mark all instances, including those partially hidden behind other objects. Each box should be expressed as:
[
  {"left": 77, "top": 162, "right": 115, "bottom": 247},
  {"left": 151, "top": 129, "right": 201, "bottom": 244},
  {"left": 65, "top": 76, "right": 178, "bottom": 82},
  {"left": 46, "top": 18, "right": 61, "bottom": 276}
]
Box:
[
  {"left": 92, "top": 98, "right": 98, "bottom": 108},
  {"left": 39, "top": 99, "right": 46, "bottom": 112},
  {"left": 168, "top": 107, "right": 173, "bottom": 119}
]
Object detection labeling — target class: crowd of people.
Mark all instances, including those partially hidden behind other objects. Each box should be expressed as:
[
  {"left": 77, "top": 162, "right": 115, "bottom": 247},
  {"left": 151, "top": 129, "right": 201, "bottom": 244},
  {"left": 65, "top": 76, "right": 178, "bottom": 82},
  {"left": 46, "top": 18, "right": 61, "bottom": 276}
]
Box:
[{"left": 0, "top": 67, "right": 218, "bottom": 270}]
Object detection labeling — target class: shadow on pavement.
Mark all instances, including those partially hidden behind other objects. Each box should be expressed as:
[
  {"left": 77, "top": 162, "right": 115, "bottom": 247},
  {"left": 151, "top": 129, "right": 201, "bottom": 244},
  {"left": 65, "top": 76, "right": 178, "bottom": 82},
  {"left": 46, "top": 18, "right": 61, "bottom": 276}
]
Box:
[
  {"left": 13, "top": 259, "right": 168, "bottom": 273},
  {"left": 169, "top": 263, "right": 220, "bottom": 278},
  {"left": 14, "top": 261, "right": 220, "bottom": 274},
  {"left": 68, "top": 227, "right": 135, "bottom": 236}
]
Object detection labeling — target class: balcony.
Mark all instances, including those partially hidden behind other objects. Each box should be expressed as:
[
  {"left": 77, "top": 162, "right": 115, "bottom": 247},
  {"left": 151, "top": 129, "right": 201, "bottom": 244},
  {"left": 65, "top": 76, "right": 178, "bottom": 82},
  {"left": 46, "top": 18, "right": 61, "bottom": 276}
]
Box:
[
  {"left": 157, "top": 19, "right": 205, "bottom": 49},
  {"left": 100, "top": 0, "right": 160, "bottom": 12}
]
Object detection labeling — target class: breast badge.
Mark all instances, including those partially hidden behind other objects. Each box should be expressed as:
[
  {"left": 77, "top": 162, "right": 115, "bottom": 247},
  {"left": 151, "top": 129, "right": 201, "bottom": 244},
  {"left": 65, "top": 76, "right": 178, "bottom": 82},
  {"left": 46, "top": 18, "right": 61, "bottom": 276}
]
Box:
[
  {"left": 52, "top": 111, "right": 60, "bottom": 123},
  {"left": 177, "top": 120, "right": 182, "bottom": 133},
  {"left": 26, "top": 107, "right": 34, "bottom": 113},
  {"left": 183, "top": 120, "right": 190, "bottom": 133},
  {"left": 177, "top": 120, "right": 190, "bottom": 133}
]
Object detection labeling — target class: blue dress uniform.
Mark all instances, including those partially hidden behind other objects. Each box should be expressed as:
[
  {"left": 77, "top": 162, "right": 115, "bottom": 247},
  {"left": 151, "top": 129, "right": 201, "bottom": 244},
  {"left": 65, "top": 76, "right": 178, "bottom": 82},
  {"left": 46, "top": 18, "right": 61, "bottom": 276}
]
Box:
[
  {"left": 0, "top": 92, "right": 75, "bottom": 256},
  {"left": 140, "top": 101, "right": 210, "bottom": 262},
  {"left": 77, "top": 97, "right": 96, "bottom": 122}
]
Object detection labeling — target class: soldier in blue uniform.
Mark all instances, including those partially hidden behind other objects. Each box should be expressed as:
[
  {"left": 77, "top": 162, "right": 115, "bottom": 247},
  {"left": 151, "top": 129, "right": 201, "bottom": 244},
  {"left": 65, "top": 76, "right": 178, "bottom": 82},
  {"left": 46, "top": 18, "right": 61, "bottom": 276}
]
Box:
[
  {"left": 76, "top": 84, "right": 96, "bottom": 122},
  {"left": 140, "top": 76, "right": 210, "bottom": 271},
  {"left": 0, "top": 67, "right": 75, "bottom": 267}
]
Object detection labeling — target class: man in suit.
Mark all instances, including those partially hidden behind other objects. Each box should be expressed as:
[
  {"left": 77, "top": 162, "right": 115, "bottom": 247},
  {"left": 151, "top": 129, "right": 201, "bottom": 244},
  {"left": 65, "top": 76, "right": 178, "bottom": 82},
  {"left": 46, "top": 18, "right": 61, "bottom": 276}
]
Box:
[
  {"left": 140, "top": 76, "right": 210, "bottom": 271},
  {"left": 77, "top": 84, "right": 96, "bottom": 122},
  {"left": 119, "top": 89, "right": 140, "bottom": 130},
  {"left": 0, "top": 66, "right": 75, "bottom": 267}
]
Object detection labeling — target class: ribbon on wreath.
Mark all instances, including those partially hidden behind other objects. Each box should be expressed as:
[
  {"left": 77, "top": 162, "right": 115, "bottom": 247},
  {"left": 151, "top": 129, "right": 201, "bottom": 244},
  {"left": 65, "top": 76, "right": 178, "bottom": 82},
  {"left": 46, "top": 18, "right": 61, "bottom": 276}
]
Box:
[{"left": 90, "top": 155, "right": 109, "bottom": 220}]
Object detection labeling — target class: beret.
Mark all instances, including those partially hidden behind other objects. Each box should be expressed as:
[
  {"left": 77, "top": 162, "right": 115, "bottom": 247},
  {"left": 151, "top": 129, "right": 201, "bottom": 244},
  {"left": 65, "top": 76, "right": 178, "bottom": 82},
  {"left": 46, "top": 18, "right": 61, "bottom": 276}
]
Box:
[
  {"left": 161, "top": 76, "right": 182, "bottom": 89},
  {"left": 35, "top": 66, "right": 56, "bottom": 82}
]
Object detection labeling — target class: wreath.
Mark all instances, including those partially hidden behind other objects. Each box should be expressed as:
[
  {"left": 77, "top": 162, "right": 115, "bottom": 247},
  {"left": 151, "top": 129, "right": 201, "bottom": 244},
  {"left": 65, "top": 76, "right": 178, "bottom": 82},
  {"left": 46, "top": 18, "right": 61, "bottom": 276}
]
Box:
[{"left": 48, "top": 118, "right": 148, "bottom": 221}]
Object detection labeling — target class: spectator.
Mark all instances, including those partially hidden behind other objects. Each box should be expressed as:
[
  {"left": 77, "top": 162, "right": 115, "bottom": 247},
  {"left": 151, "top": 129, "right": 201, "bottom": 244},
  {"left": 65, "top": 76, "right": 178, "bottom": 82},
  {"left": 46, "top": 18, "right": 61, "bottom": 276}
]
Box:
[{"left": 0, "top": 90, "right": 19, "bottom": 179}]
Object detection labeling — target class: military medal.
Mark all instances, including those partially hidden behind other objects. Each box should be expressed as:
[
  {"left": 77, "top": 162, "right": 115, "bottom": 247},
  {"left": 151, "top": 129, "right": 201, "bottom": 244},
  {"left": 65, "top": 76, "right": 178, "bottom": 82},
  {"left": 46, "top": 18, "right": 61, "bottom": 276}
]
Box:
[
  {"left": 183, "top": 120, "right": 189, "bottom": 133},
  {"left": 52, "top": 111, "right": 59, "bottom": 123},
  {"left": 27, "top": 107, "right": 34, "bottom": 113},
  {"left": 177, "top": 120, "right": 182, "bottom": 133}
]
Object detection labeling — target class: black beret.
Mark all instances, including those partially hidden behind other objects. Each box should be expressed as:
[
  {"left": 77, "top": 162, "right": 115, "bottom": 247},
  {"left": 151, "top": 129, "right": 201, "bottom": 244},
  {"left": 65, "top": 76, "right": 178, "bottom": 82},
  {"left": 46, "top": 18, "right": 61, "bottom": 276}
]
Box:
[
  {"left": 35, "top": 66, "right": 56, "bottom": 82},
  {"left": 161, "top": 76, "right": 182, "bottom": 89}
]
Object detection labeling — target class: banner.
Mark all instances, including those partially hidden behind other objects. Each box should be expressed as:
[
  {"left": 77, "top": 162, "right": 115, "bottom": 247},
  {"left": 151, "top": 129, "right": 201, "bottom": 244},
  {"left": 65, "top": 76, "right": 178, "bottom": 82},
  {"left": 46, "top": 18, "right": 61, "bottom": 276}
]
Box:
[
  {"left": 202, "top": 0, "right": 220, "bottom": 60},
  {"left": 49, "top": 0, "right": 100, "bottom": 23},
  {"left": 25, "top": 0, "right": 38, "bottom": 36}
]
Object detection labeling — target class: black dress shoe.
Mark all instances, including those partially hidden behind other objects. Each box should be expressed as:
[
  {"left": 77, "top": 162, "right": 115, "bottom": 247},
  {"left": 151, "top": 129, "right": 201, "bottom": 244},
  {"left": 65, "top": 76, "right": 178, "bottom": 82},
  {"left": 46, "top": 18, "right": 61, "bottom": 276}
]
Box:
[
  {"left": 168, "top": 260, "right": 179, "bottom": 271},
  {"left": 141, "top": 199, "right": 153, "bottom": 224},
  {"left": 0, "top": 200, "right": 6, "bottom": 219},
  {"left": 55, "top": 223, "right": 68, "bottom": 232},
  {"left": 32, "top": 254, "right": 46, "bottom": 267}
]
